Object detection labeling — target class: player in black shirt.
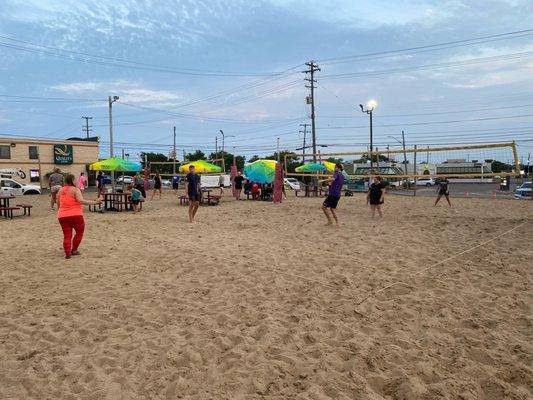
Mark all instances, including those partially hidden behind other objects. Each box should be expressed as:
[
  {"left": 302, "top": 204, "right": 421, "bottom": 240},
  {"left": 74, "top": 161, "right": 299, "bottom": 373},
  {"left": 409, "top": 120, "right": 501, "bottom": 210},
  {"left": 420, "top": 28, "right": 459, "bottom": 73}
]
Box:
[{"left": 435, "top": 178, "right": 452, "bottom": 207}]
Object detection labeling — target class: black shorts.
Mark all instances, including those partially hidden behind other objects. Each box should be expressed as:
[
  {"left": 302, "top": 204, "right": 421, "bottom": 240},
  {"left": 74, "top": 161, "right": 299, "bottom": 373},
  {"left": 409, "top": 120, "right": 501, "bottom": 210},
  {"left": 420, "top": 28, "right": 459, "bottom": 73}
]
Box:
[
  {"left": 132, "top": 200, "right": 140, "bottom": 205},
  {"left": 189, "top": 194, "right": 201, "bottom": 202},
  {"left": 220, "top": 184, "right": 224, "bottom": 188},
  {"left": 439, "top": 190, "right": 449, "bottom": 196},
  {"left": 323, "top": 195, "right": 340, "bottom": 209}
]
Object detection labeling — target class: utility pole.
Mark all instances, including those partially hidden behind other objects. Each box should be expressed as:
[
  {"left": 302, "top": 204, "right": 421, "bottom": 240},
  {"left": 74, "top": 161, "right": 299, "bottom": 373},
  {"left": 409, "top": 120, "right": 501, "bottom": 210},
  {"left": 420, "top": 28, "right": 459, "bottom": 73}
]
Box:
[
  {"left": 121, "top": 148, "right": 125, "bottom": 159},
  {"left": 173, "top": 126, "right": 177, "bottom": 175},
  {"left": 219, "top": 130, "right": 226, "bottom": 173},
  {"left": 276, "top": 137, "right": 280, "bottom": 162},
  {"left": 215, "top": 136, "right": 218, "bottom": 160},
  {"left": 82, "top": 116, "right": 92, "bottom": 139},
  {"left": 303, "top": 61, "right": 320, "bottom": 162},
  {"left": 402, "top": 130, "right": 408, "bottom": 188},
  {"left": 108, "top": 95, "right": 119, "bottom": 187},
  {"left": 233, "top": 146, "right": 236, "bottom": 166},
  {"left": 299, "top": 123, "right": 309, "bottom": 163}
]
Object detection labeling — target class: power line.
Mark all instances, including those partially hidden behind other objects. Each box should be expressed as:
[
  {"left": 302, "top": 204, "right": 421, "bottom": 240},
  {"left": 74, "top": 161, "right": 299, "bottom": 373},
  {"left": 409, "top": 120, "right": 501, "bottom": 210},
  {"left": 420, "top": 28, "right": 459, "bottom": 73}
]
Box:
[
  {"left": 318, "top": 29, "right": 533, "bottom": 64},
  {"left": 321, "top": 51, "right": 533, "bottom": 80},
  {"left": 0, "top": 36, "right": 303, "bottom": 77}
]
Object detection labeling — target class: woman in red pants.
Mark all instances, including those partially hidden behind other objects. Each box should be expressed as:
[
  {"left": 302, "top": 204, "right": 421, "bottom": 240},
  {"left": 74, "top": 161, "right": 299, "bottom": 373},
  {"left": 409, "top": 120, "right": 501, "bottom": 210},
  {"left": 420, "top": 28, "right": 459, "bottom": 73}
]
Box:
[{"left": 57, "top": 174, "right": 102, "bottom": 259}]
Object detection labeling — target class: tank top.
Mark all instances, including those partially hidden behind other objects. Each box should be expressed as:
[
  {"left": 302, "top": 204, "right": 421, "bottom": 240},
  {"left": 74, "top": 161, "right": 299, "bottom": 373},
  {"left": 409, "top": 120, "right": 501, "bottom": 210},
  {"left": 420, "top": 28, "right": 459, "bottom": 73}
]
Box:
[{"left": 58, "top": 187, "right": 83, "bottom": 218}]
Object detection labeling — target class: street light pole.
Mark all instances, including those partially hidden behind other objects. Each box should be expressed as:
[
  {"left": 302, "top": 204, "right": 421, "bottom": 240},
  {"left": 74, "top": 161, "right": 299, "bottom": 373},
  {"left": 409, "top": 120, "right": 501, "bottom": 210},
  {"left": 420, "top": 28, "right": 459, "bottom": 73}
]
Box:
[
  {"left": 360, "top": 100, "right": 377, "bottom": 172},
  {"left": 108, "top": 95, "right": 119, "bottom": 187}
]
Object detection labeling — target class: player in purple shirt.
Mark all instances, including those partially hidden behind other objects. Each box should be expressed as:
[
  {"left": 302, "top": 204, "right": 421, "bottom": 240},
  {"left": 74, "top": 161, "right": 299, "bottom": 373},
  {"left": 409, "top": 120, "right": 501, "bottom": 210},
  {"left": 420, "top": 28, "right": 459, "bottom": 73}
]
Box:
[{"left": 321, "top": 163, "right": 344, "bottom": 227}]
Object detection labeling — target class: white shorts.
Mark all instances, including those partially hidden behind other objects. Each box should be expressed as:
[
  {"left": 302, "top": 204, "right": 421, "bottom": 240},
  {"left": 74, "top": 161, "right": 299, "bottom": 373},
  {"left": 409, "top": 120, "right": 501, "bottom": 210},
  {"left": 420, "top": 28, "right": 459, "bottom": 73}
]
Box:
[{"left": 51, "top": 185, "right": 62, "bottom": 193}]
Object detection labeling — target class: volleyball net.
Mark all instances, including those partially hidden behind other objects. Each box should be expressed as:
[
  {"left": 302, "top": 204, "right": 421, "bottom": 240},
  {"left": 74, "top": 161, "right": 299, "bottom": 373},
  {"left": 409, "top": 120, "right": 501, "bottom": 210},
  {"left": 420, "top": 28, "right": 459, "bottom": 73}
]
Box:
[{"left": 284, "top": 142, "right": 520, "bottom": 180}]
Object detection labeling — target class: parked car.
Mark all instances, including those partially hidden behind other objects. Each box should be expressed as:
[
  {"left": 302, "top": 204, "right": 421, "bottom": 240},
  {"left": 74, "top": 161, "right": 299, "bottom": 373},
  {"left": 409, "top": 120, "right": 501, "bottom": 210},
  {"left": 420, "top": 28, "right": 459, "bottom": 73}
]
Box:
[
  {"left": 1, "top": 178, "right": 41, "bottom": 196},
  {"left": 161, "top": 179, "right": 171, "bottom": 188},
  {"left": 413, "top": 178, "right": 436, "bottom": 187},
  {"left": 514, "top": 182, "right": 532, "bottom": 199},
  {"left": 102, "top": 174, "right": 112, "bottom": 185},
  {"left": 284, "top": 178, "right": 301, "bottom": 190},
  {"left": 116, "top": 175, "right": 133, "bottom": 184}
]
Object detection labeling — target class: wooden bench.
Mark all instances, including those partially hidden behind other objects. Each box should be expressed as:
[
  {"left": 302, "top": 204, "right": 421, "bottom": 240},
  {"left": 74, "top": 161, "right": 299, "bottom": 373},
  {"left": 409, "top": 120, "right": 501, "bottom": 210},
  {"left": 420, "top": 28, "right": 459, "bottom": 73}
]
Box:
[
  {"left": 0, "top": 206, "right": 21, "bottom": 219},
  {"left": 15, "top": 204, "right": 33, "bottom": 216}
]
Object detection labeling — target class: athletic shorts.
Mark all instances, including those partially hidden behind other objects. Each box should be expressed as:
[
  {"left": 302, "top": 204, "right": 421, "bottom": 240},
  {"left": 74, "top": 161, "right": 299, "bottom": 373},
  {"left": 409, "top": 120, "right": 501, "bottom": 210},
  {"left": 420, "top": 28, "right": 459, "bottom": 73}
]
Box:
[
  {"left": 51, "top": 185, "right": 62, "bottom": 193},
  {"left": 439, "top": 190, "right": 449, "bottom": 196},
  {"left": 131, "top": 200, "right": 140, "bottom": 205},
  {"left": 189, "top": 194, "right": 201, "bottom": 202},
  {"left": 323, "top": 195, "right": 340, "bottom": 209}
]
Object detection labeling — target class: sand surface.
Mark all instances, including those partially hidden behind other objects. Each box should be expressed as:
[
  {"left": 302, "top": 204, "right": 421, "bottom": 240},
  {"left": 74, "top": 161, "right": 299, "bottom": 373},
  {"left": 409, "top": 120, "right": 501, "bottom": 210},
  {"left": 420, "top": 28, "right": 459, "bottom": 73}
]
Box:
[{"left": 0, "top": 191, "right": 531, "bottom": 399}]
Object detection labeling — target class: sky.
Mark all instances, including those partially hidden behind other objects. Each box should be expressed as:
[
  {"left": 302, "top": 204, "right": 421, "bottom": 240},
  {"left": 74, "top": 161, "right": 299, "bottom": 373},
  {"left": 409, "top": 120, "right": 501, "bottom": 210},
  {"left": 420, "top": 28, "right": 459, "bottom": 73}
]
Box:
[{"left": 0, "top": 0, "right": 532, "bottom": 164}]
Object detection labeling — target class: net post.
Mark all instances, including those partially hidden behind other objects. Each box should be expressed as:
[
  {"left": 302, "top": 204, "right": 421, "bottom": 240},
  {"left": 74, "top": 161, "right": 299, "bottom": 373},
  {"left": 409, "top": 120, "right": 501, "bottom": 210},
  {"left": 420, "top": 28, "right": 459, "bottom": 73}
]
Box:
[
  {"left": 413, "top": 145, "right": 417, "bottom": 197},
  {"left": 511, "top": 141, "right": 520, "bottom": 177}
]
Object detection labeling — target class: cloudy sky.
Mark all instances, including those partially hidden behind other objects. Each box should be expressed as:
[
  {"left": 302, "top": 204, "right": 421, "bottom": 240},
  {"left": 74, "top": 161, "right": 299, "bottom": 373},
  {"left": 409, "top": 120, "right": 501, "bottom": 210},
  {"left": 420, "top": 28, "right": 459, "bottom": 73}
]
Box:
[{"left": 0, "top": 0, "right": 532, "bottom": 162}]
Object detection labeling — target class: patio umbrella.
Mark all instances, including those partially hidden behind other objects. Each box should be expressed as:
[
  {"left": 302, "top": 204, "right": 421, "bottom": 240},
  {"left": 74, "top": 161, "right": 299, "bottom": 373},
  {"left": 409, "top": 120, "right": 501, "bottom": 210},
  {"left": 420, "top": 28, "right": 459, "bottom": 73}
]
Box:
[
  {"left": 244, "top": 159, "right": 277, "bottom": 184},
  {"left": 323, "top": 161, "right": 336, "bottom": 173},
  {"left": 179, "top": 160, "right": 221, "bottom": 174},
  {"left": 90, "top": 157, "right": 142, "bottom": 172},
  {"left": 295, "top": 162, "right": 327, "bottom": 173}
]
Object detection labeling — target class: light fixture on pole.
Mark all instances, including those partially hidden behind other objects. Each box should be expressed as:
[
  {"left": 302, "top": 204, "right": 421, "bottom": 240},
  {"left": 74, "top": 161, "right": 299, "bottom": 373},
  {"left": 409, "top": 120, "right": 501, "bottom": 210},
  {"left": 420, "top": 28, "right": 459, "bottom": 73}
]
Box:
[{"left": 359, "top": 100, "right": 377, "bottom": 172}]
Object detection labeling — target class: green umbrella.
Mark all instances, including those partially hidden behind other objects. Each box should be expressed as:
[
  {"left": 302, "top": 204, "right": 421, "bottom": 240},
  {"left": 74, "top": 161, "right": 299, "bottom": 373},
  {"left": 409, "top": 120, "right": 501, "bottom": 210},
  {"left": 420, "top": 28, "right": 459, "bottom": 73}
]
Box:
[
  {"left": 90, "top": 157, "right": 141, "bottom": 172},
  {"left": 295, "top": 162, "right": 327, "bottom": 173},
  {"left": 244, "top": 159, "right": 277, "bottom": 183}
]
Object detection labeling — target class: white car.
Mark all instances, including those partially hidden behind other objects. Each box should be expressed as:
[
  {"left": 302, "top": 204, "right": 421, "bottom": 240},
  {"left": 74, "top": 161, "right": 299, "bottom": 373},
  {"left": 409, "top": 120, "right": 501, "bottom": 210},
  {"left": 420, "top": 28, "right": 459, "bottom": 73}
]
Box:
[
  {"left": 514, "top": 182, "right": 531, "bottom": 199},
  {"left": 414, "top": 178, "right": 436, "bottom": 187},
  {"left": 1, "top": 178, "right": 41, "bottom": 196},
  {"left": 284, "top": 178, "right": 301, "bottom": 190},
  {"left": 161, "top": 179, "right": 171, "bottom": 188},
  {"left": 116, "top": 175, "right": 133, "bottom": 184}
]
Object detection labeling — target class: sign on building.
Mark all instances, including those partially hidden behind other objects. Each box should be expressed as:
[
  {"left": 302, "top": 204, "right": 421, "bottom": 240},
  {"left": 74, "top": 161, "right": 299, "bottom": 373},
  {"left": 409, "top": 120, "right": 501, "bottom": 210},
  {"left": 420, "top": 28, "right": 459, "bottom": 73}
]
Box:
[{"left": 54, "top": 144, "right": 73, "bottom": 165}]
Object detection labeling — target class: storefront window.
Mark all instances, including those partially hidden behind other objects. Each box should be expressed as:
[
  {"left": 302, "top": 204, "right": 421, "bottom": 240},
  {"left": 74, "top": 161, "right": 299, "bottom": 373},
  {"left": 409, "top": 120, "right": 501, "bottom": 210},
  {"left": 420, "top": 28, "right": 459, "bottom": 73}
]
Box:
[
  {"left": 30, "top": 169, "right": 40, "bottom": 183},
  {"left": 0, "top": 145, "right": 10, "bottom": 159},
  {"left": 29, "top": 146, "right": 39, "bottom": 160}
]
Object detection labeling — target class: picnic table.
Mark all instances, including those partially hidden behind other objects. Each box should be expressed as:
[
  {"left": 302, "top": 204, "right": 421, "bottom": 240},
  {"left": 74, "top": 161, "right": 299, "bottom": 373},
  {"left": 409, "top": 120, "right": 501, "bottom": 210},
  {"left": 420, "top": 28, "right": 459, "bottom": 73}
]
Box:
[
  {"left": 0, "top": 195, "right": 32, "bottom": 219},
  {"left": 201, "top": 189, "right": 221, "bottom": 206},
  {"left": 0, "top": 195, "right": 16, "bottom": 218},
  {"left": 101, "top": 192, "right": 141, "bottom": 212}
]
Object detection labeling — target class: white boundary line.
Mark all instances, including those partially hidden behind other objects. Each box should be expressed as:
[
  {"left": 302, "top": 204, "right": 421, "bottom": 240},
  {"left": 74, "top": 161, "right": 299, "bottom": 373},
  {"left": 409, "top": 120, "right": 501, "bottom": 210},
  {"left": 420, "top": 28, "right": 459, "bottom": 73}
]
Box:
[{"left": 355, "top": 221, "right": 528, "bottom": 306}]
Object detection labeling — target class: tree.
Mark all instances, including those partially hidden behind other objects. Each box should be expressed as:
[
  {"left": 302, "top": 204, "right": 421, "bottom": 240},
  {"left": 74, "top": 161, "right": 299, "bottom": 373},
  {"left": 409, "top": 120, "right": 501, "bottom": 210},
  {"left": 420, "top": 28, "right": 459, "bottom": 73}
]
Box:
[
  {"left": 491, "top": 160, "right": 513, "bottom": 173},
  {"left": 248, "top": 155, "right": 260, "bottom": 163},
  {"left": 208, "top": 151, "right": 246, "bottom": 171},
  {"left": 353, "top": 152, "right": 391, "bottom": 164},
  {"left": 265, "top": 151, "right": 301, "bottom": 172},
  {"left": 325, "top": 157, "right": 344, "bottom": 164},
  {"left": 185, "top": 150, "right": 206, "bottom": 162},
  {"left": 139, "top": 152, "right": 175, "bottom": 175}
]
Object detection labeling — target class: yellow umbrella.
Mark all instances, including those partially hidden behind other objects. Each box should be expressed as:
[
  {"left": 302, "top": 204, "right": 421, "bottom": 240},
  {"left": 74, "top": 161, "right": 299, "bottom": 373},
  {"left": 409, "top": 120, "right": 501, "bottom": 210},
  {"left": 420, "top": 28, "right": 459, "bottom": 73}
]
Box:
[{"left": 179, "top": 160, "right": 221, "bottom": 174}]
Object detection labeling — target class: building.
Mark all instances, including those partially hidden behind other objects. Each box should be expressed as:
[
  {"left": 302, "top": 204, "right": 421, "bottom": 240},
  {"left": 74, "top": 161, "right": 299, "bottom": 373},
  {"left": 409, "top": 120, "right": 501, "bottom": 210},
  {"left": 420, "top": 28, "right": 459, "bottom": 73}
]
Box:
[{"left": 0, "top": 136, "right": 99, "bottom": 187}]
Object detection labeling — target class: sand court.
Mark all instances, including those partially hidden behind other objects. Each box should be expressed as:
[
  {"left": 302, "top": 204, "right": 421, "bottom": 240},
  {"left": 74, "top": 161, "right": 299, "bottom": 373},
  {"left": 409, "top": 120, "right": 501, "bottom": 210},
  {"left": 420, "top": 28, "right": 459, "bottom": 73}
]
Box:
[{"left": 0, "top": 193, "right": 531, "bottom": 399}]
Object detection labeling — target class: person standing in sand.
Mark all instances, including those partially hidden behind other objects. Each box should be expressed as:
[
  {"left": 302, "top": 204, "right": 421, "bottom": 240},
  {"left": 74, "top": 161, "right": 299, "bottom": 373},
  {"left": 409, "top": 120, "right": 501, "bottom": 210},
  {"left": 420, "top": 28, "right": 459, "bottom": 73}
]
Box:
[
  {"left": 151, "top": 172, "right": 162, "bottom": 200},
  {"left": 234, "top": 171, "right": 244, "bottom": 200},
  {"left": 321, "top": 163, "right": 344, "bottom": 227},
  {"left": 367, "top": 176, "right": 385, "bottom": 219},
  {"left": 49, "top": 168, "right": 64, "bottom": 211},
  {"left": 218, "top": 174, "right": 225, "bottom": 196},
  {"left": 57, "top": 174, "right": 102, "bottom": 259},
  {"left": 77, "top": 172, "right": 87, "bottom": 193},
  {"left": 96, "top": 171, "right": 104, "bottom": 197},
  {"left": 185, "top": 165, "right": 201, "bottom": 223},
  {"left": 435, "top": 177, "right": 452, "bottom": 207}
]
